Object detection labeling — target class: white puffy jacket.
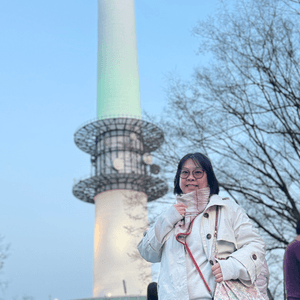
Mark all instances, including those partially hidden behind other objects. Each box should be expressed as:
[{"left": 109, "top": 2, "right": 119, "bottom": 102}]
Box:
[{"left": 138, "top": 195, "right": 269, "bottom": 300}]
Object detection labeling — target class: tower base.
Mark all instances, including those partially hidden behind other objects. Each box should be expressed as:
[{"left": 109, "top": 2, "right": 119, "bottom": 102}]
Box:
[{"left": 93, "top": 190, "right": 151, "bottom": 297}]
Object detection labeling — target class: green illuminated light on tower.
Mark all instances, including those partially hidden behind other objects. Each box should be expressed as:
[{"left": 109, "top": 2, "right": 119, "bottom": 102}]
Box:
[{"left": 97, "top": 0, "right": 142, "bottom": 120}]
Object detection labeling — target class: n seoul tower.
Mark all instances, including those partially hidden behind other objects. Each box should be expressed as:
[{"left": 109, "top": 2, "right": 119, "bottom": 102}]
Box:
[{"left": 73, "top": 0, "right": 168, "bottom": 298}]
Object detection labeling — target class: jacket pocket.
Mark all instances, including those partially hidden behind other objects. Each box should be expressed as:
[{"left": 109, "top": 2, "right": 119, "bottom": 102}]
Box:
[{"left": 216, "top": 234, "right": 237, "bottom": 259}]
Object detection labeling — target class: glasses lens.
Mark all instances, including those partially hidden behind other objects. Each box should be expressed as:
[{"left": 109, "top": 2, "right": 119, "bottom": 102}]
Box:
[
  {"left": 194, "top": 169, "right": 204, "bottom": 178},
  {"left": 180, "top": 170, "right": 189, "bottom": 179}
]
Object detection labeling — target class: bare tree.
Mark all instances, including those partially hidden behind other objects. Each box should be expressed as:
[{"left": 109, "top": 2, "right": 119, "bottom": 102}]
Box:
[
  {"left": 0, "top": 236, "right": 9, "bottom": 300},
  {"left": 0, "top": 238, "right": 36, "bottom": 300},
  {"left": 147, "top": 0, "right": 300, "bottom": 298}
]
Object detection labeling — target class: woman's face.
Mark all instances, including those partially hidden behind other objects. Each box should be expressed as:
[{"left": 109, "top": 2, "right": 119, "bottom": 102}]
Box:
[{"left": 179, "top": 158, "right": 209, "bottom": 194}]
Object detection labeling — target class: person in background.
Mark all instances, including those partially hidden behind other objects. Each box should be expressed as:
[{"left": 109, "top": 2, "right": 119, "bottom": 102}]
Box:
[
  {"left": 284, "top": 219, "right": 300, "bottom": 300},
  {"left": 147, "top": 282, "right": 158, "bottom": 300}
]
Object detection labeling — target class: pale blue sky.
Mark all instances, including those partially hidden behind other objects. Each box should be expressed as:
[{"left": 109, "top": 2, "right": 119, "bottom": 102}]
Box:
[{"left": 0, "top": 1, "right": 217, "bottom": 299}]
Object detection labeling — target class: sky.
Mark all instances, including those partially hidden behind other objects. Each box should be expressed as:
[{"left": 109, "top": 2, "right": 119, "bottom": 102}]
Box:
[{"left": 0, "top": 1, "right": 218, "bottom": 299}]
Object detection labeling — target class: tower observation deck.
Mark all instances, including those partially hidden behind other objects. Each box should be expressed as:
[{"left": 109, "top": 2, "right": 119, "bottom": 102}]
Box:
[
  {"left": 72, "top": 0, "right": 168, "bottom": 298},
  {"left": 73, "top": 117, "right": 168, "bottom": 203}
]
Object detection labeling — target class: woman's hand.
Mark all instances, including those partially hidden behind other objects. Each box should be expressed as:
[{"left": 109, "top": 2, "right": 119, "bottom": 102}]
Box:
[
  {"left": 211, "top": 262, "right": 223, "bottom": 283},
  {"left": 174, "top": 203, "right": 187, "bottom": 217}
]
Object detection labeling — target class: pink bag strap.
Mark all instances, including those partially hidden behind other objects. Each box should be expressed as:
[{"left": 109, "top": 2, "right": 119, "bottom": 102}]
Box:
[
  {"left": 185, "top": 240, "right": 212, "bottom": 293},
  {"left": 214, "top": 205, "right": 219, "bottom": 239},
  {"left": 176, "top": 218, "right": 211, "bottom": 293},
  {"left": 213, "top": 205, "right": 219, "bottom": 258},
  {"left": 212, "top": 206, "right": 227, "bottom": 264},
  {"left": 175, "top": 206, "right": 221, "bottom": 295}
]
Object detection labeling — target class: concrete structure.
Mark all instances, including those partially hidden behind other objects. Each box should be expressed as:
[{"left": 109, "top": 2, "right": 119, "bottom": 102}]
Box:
[{"left": 73, "top": 0, "right": 167, "bottom": 298}]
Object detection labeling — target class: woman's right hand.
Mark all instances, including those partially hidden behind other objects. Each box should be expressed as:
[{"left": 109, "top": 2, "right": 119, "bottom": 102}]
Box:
[{"left": 174, "top": 203, "right": 187, "bottom": 217}]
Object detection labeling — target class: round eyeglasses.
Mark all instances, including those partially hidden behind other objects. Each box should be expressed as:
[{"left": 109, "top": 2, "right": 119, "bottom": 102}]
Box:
[{"left": 179, "top": 168, "right": 205, "bottom": 179}]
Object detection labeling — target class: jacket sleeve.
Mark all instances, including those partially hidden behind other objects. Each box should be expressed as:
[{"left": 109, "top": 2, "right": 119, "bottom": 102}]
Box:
[
  {"left": 218, "top": 204, "right": 266, "bottom": 286},
  {"left": 219, "top": 256, "right": 270, "bottom": 299},
  {"left": 137, "top": 205, "right": 182, "bottom": 263},
  {"left": 218, "top": 256, "right": 251, "bottom": 281}
]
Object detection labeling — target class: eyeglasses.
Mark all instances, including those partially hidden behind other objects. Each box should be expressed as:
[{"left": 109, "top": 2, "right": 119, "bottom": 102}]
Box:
[{"left": 179, "top": 168, "right": 205, "bottom": 179}]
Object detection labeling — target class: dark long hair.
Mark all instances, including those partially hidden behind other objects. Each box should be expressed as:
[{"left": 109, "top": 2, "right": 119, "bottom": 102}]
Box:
[{"left": 174, "top": 153, "right": 219, "bottom": 196}]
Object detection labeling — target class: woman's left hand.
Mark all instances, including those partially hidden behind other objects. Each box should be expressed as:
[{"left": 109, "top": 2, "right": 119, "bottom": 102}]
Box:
[{"left": 211, "top": 262, "right": 223, "bottom": 283}]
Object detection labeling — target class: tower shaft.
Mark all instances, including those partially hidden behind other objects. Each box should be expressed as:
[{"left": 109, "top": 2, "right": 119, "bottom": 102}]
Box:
[
  {"left": 94, "top": 0, "right": 151, "bottom": 297},
  {"left": 97, "top": 0, "right": 141, "bottom": 120}
]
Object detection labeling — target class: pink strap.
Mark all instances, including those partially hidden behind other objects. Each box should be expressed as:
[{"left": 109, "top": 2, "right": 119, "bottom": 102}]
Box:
[
  {"left": 185, "top": 240, "right": 212, "bottom": 293},
  {"left": 176, "top": 218, "right": 212, "bottom": 294},
  {"left": 175, "top": 206, "right": 220, "bottom": 295}
]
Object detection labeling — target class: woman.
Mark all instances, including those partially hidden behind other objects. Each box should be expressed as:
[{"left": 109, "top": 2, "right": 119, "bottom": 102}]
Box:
[{"left": 138, "top": 153, "right": 268, "bottom": 300}]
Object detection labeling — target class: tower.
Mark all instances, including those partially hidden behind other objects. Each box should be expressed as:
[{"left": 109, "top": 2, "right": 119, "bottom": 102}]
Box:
[{"left": 73, "top": 0, "right": 168, "bottom": 298}]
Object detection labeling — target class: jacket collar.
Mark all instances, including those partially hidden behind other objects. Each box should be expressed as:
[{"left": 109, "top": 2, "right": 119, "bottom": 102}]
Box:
[{"left": 205, "top": 194, "right": 227, "bottom": 211}]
